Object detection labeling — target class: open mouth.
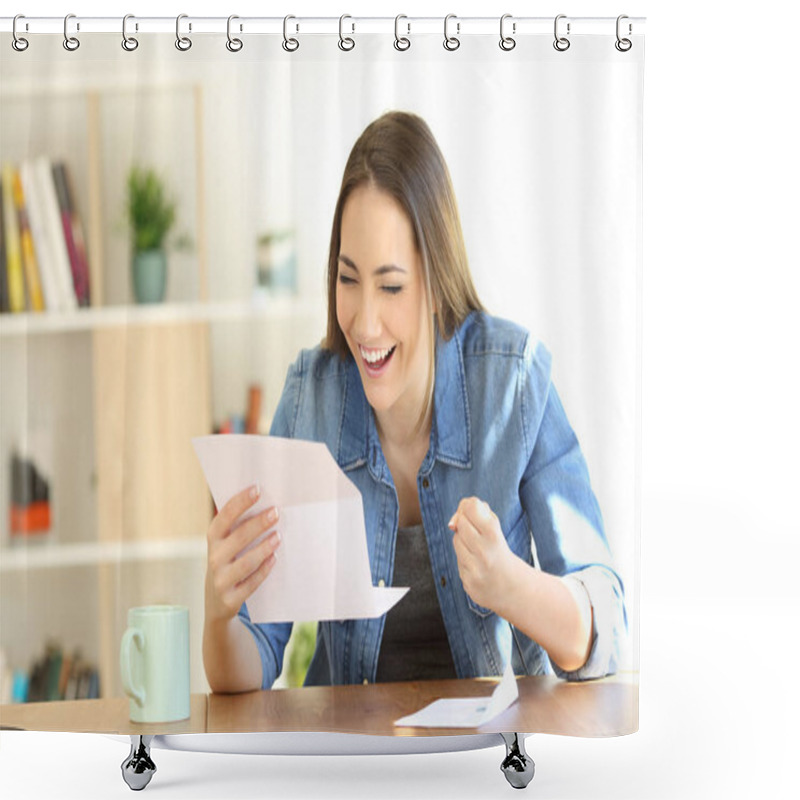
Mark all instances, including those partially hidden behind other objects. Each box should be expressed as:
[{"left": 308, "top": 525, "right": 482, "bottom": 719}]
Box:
[{"left": 359, "top": 345, "right": 396, "bottom": 375}]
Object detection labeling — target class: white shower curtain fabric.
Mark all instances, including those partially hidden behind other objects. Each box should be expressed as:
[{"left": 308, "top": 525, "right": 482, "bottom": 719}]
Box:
[{"left": 0, "top": 27, "right": 642, "bottom": 729}]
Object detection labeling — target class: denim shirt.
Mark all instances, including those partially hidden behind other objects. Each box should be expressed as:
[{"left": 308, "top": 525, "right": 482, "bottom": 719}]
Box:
[{"left": 239, "top": 311, "right": 626, "bottom": 686}]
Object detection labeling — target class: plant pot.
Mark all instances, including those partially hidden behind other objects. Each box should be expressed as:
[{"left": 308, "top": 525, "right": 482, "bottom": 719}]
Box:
[{"left": 132, "top": 249, "right": 167, "bottom": 304}]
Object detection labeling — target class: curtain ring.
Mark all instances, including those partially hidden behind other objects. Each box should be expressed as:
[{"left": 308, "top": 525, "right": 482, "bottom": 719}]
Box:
[
  {"left": 615, "top": 15, "right": 632, "bottom": 52},
  {"left": 553, "top": 14, "right": 570, "bottom": 51},
  {"left": 12, "top": 15, "right": 29, "bottom": 52},
  {"left": 338, "top": 14, "right": 355, "bottom": 51},
  {"left": 226, "top": 15, "right": 243, "bottom": 52},
  {"left": 176, "top": 14, "right": 192, "bottom": 51},
  {"left": 121, "top": 14, "right": 138, "bottom": 51},
  {"left": 443, "top": 14, "right": 460, "bottom": 51},
  {"left": 394, "top": 15, "right": 410, "bottom": 51},
  {"left": 283, "top": 15, "right": 299, "bottom": 52},
  {"left": 499, "top": 14, "right": 516, "bottom": 51},
  {"left": 63, "top": 14, "right": 80, "bottom": 51}
]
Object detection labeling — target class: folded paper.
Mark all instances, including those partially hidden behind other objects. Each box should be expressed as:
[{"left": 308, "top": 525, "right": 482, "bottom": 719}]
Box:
[
  {"left": 394, "top": 662, "right": 519, "bottom": 728},
  {"left": 192, "top": 435, "right": 408, "bottom": 623}
]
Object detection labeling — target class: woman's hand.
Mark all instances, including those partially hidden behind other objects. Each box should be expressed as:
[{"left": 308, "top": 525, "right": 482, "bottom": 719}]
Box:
[
  {"left": 449, "top": 497, "right": 515, "bottom": 614},
  {"left": 205, "top": 484, "right": 282, "bottom": 625}
]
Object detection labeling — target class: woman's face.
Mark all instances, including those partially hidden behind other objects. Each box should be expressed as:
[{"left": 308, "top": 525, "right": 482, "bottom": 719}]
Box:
[{"left": 336, "top": 184, "right": 432, "bottom": 427}]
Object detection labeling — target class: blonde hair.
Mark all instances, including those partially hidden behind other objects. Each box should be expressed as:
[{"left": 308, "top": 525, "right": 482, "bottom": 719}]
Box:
[{"left": 324, "top": 111, "right": 484, "bottom": 430}]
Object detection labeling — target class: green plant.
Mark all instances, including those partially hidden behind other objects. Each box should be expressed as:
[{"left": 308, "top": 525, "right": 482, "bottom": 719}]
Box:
[
  {"left": 126, "top": 166, "right": 176, "bottom": 252},
  {"left": 286, "top": 621, "right": 317, "bottom": 687}
]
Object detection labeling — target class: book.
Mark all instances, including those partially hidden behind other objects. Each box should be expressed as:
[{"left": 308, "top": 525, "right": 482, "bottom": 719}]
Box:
[
  {"left": 9, "top": 452, "right": 51, "bottom": 537},
  {"left": 246, "top": 384, "right": 262, "bottom": 434},
  {"left": 34, "top": 156, "right": 77, "bottom": 311},
  {"left": 59, "top": 163, "right": 91, "bottom": 307},
  {"left": 1, "top": 163, "right": 26, "bottom": 312},
  {"left": 45, "top": 645, "right": 63, "bottom": 701},
  {"left": 0, "top": 183, "right": 8, "bottom": 312},
  {"left": 12, "top": 168, "right": 45, "bottom": 311},
  {"left": 52, "top": 162, "right": 90, "bottom": 307},
  {"left": 20, "top": 159, "right": 61, "bottom": 312}
]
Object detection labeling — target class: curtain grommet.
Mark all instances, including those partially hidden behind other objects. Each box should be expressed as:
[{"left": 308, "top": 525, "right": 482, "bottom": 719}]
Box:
[
  {"left": 443, "top": 14, "right": 460, "bottom": 51},
  {"left": 175, "top": 13, "right": 192, "bottom": 51},
  {"left": 615, "top": 15, "right": 632, "bottom": 52},
  {"left": 12, "top": 14, "right": 29, "bottom": 52},
  {"left": 394, "top": 15, "right": 411, "bottom": 51},
  {"left": 226, "top": 15, "right": 243, "bottom": 52},
  {"left": 499, "top": 14, "right": 516, "bottom": 51},
  {"left": 338, "top": 14, "right": 355, "bottom": 51},
  {"left": 63, "top": 14, "right": 80, "bottom": 51},
  {"left": 553, "top": 14, "right": 571, "bottom": 52},
  {"left": 283, "top": 15, "right": 299, "bottom": 52},
  {"left": 121, "top": 14, "right": 138, "bottom": 51}
]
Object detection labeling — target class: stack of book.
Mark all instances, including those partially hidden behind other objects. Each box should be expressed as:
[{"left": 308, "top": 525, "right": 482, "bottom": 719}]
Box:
[
  {"left": 0, "top": 642, "right": 101, "bottom": 703},
  {"left": 0, "top": 158, "right": 91, "bottom": 314}
]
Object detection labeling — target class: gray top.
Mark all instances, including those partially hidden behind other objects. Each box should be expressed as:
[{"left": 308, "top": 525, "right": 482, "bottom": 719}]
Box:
[{"left": 375, "top": 523, "right": 458, "bottom": 683}]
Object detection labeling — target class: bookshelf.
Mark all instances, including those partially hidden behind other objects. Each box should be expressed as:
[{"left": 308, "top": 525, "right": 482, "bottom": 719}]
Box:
[{"left": 1, "top": 64, "right": 326, "bottom": 703}]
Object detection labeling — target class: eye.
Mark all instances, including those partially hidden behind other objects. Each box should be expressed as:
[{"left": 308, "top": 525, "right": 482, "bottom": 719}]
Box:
[
  {"left": 382, "top": 285, "right": 403, "bottom": 295},
  {"left": 338, "top": 274, "right": 356, "bottom": 285}
]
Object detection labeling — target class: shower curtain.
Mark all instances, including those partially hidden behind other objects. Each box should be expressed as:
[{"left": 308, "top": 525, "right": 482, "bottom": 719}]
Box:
[{"left": 0, "top": 13, "right": 643, "bottom": 748}]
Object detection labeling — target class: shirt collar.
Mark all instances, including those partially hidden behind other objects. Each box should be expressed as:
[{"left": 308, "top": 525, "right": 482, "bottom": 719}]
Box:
[{"left": 336, "top": 322, "right": 472, "bottom": 471}]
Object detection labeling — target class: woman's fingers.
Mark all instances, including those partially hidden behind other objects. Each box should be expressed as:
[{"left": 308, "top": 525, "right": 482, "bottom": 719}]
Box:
[
  {"left": 209, "top": 483, "right": 262, "bottom": 544},
  {"left": 224, "top": 529, "right": 282, "bottom": 589},
  {"left": 217, "top": 506, "right": 280, "bottom": 567},
  {"left": 228, "top": 551, "right": 279, "bottom": 610},
  {"left": 211, "top": 531, "right": 281, "bottom": 617}
]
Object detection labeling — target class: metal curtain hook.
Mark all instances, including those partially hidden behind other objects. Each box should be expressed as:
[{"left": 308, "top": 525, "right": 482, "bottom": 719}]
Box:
[
  {"left": 226, "top": 15, "right": 243, "bottom": 52},
  {"left": 176, "top": 13, "right": 192, "bottom": 51},
  {"left": 12, "top": 14, "right": 29, "bottom": 52},
  {"left": 443, "top": 14, "right": 460, "bottom": 51},
  {"left": 338, "top": 14, "right": 355, "bottom": 51},
  {"left": 553, "top": 14, "right": 570, "bottom": 52},
  {"left": 499, "top": 14, "right": 516, "bottom": 51},
  {"left": 63, "top": 13, "right": 80, "bottom": 51},
  {"left": 615, "top": 14, "right": 632, "bottom": 52},
  {"left": 122, "top": 14, "right": 138, "bottom": 51},
  {"left": 283, "top": 15, "right": 299, "bottom": 52},
  {"left": 394, "top": 14, "right": 410, "bottom": 51}
]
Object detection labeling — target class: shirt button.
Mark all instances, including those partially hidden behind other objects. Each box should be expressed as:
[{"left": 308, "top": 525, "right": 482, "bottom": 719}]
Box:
[
  {"left": 440, "top": 575, "right": 447, "bottom": 588},
  {"left": 422, "top": 478, "right": 430, "bottom": 489},
  {"left": 378, "top": 579, "right": 385, "bottom": 588}
]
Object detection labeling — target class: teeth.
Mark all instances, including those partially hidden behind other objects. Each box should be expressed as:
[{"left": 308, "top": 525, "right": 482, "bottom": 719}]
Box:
[{"left": 360, "top": 345, "right": 393, "bottom": 364}]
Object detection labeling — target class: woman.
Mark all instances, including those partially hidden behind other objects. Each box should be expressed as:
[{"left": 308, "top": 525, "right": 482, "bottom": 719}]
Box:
[{"left": 203, "top": 111, "right": 626, "bottom": 692}]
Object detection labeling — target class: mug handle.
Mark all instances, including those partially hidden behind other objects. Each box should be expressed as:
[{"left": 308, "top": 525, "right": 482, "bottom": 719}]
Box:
[{"left": 120, "top": 627, "right": 146, "bottom": 707}]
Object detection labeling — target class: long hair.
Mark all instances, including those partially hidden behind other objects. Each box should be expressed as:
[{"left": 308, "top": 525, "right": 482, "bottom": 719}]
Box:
[{"left": 324, "top": 111, "right": 484, "bottom": 429}]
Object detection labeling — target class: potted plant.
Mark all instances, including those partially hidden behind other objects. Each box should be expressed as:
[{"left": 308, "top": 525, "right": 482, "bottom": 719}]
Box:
[{"left": 126, "top": 166, "right": 177, "bottom": 303}]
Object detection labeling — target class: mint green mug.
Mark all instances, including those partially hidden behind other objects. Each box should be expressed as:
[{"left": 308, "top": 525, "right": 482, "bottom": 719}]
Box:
[{"left": 120, "top": 605, "right": 190, "bottom": 723}]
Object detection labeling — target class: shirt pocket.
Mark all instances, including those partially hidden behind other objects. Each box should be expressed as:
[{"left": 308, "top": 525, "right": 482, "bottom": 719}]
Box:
[{"left": 465, "top": 513, "right": 529, "bottom": 618}]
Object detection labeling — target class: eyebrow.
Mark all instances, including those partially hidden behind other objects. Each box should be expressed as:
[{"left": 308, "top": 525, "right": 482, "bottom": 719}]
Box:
[{"left": 338, "top": 254, "right": 406, "bottom": 276}]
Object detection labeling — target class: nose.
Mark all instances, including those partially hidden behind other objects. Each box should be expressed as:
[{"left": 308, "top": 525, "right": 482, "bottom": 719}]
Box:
[{"left": 354, "top": 290, "right": 382, "bottom": 341}]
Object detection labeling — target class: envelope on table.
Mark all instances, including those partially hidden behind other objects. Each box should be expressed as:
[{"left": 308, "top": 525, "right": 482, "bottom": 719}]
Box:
[
  {"left": 394, "top": 662, "right": 519, "bottom": 728},
  {"left": 192, "top": 434, "right": 408, "bottom": 623}
]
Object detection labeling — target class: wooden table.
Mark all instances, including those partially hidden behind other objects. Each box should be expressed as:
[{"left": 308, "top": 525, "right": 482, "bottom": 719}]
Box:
[{"left": 0, "top": 674, "right": 637, "bottom": 738}]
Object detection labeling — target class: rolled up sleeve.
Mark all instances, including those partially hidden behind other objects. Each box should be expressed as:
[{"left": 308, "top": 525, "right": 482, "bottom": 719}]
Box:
[{"left": 519, "top": 345, "right": 627, "bottom": 681}]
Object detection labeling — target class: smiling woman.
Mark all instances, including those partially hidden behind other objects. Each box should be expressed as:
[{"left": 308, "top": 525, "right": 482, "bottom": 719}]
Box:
[{"left": 202, "top": 111, "right": 627, "bottom": 693}]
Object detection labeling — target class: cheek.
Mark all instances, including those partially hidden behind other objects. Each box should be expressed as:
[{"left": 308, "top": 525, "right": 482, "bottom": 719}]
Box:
[{"left": 335, "top": 289, "right": 350, "bottom": 333}]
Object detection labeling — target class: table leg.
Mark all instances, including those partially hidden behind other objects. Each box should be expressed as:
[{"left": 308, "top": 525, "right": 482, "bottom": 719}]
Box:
[
  {"left": 121, "top": 735, "right": 157, "bottom": 791},
  {"left": 499, "top": 732, "right": 535, "bottom": 789}
]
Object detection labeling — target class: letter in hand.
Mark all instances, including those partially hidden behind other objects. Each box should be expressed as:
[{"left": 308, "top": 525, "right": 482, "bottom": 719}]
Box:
[
  {"left": 205, "top": 483, "right": 282, "bottom": 624},
  {"left": 448, "top": 497, "right": 515, "bottom": 613}
]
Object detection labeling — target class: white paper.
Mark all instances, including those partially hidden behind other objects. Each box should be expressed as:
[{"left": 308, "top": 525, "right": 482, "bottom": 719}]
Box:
[
  {"left": 192, "top": 435, "right": 408, "bottom": 623},
  {"left": 394, "top": 662, "right": 519, "bottom": 728}
]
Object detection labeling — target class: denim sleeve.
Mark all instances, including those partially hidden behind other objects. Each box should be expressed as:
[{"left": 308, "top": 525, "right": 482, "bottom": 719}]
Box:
[
  {"left": 235, "top": 361, "right": 301, "bottom": 689},
  {"left": 519, "top": 345, "right": 627, "bottom": 681}
]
